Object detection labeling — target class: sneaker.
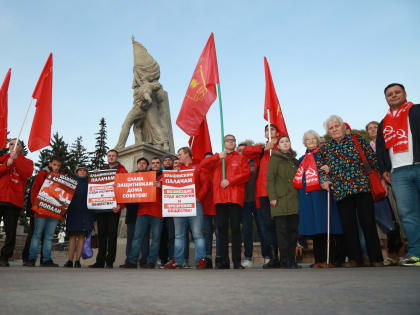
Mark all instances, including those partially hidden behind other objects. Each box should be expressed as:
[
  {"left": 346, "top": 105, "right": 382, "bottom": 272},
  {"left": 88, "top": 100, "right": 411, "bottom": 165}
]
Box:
[
  {"left": 263, "top": 259, "right": 280, "bottom": 269},
  {"left": 23, "top": 259, "right": 36, "bottom": 267},
  {"left": 119, "top": 262, "right": 137, "bottom": 269},
  {"left": 163, "top": 259, "right": 182, "bottom": 269},
  {"left": 383, "top": 257, "right": 397, "bottom": 266},
  {"left": 88, "top": 262, "right": 104, "bottom": 268},
  {"left": 233, "top": 263, "right": 245, "bottom": 269},
  {"left": 242, "top": 259, "right": 253, "bottom": 269},
  {"left": 402, "top": 256, "right": 420, "bottom": 267},
  {"left": 41, "top": 260, "right": 59, "bottom": 267},
  {"left": 196, "top": 258, "right": 207, "bottom": 269},
  {"left": 398, "top": 255, "right": 413, "bottom": 266},
  {"left": 74, "top": 261, "right": 82, "bottom": 268},
  {"left": 264, "top": 258, "right": 271, "bottom": 264},
  {"left": 63, "top": 260, "right": 73, "bottom": 268}
]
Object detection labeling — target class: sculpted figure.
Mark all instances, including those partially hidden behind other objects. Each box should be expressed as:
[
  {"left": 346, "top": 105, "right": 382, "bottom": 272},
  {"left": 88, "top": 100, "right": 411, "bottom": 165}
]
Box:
[{"left": 115, "top": 36, "right": 174, "bottom": 152}]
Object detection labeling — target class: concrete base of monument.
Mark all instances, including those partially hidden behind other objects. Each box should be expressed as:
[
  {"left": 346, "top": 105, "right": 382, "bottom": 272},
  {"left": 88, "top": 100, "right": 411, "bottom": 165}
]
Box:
[{"left": 117, "top": 143, "right": 175, "bottom": 172}]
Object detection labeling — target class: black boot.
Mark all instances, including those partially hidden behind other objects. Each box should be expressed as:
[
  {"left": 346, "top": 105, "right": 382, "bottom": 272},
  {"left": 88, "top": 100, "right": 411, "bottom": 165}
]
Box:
[
  {"left": 63, "top": 260, "right": 73, "bottom": 268},
  {"left": 74, "top": 261, "right": 82, "bottom": 268}
]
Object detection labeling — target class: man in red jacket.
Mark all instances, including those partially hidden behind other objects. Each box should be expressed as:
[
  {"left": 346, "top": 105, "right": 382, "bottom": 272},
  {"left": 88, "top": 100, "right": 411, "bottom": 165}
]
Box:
[
  {"left": 121, "top": 157, "right": 163, "bottom": 268},
  {"left": 201, "top": 135, "right": 251, "bottom": 269},
  {"left": 24, "top": 156, "right": 63, "bottom": 267},
  {"left": 242, "top": 125, "right": 280, "bottom": 268},
  {"left": 89, "top": 149, "right": 127, "bottom": 268},
  {"left": 0, "top": 139, "right": 34, "bottom": 267}
]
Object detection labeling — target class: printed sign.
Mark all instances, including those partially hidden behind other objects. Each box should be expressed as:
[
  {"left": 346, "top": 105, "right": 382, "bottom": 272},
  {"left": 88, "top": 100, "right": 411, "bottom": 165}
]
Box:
[
  {"left": 162, "top": 169, "right": 196, "bottom": 217},
  {"left": 87, "top": 169, "right": 117, "bottom": 210},
  {"left": 33, "top": 173, "right": 77, "bottom": 220},
  {"left": 114, "top": 172, "right": 156, "bottom": 203}
]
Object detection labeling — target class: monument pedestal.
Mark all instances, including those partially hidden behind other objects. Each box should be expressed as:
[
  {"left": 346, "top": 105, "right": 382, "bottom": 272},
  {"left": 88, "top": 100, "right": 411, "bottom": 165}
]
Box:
[{"left": 117, "top": 143, "right": 175, "bottom": 172}]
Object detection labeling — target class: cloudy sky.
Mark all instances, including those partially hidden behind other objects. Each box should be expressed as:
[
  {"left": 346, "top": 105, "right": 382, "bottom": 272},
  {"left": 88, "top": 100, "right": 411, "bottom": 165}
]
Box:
[{"left": 1, "top": 0, "right": 419, "bottom": 163}]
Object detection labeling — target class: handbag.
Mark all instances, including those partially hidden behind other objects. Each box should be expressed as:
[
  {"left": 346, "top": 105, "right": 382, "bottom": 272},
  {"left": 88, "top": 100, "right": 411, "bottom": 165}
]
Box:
[
  {"left": 352, "top": 135, "right": 387, "bottom": 202},
  {"left": 82, "top": 233, "right": 93, "bottom": 259}
]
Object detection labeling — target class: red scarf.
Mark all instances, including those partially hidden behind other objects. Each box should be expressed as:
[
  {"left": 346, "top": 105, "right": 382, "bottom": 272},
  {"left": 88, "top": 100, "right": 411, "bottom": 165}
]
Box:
[
  {"left": 293, "top": 149, "right": 321, "bottom": 192},
  {"left": 383, "top": 101, "right": 413, "bottom": 153}
]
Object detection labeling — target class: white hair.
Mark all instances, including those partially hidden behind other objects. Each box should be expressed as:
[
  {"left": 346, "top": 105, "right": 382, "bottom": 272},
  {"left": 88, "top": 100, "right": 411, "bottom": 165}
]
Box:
[
  {"left": 323, "top": 115, "right": 344, "bottom": 133},
  {"left": 302, "top": 130, "right": 321, "bottom": 146}
]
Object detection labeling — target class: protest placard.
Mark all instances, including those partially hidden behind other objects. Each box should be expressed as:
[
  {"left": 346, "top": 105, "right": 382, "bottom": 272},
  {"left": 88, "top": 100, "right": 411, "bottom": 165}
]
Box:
[
  {"left": 87, "top": 169, "right": 117, "bottom": 210},
  {"left": 32, "top": 173, "right": 78, "bottom": 220},
  {"left": 162, "top": 169, "right": 196, "bottom": 217},
  {"left": 114, "top": 171, "right": 156, "bottom": 203}
]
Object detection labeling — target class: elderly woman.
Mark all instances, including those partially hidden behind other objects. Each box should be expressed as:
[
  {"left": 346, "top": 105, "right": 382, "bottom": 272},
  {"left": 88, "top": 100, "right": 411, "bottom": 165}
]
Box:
[
  {"left": 63, "top": 165, "right": 93, "bottom": 268},
  {"left": 318, "top": 115, "right": 384, "bottom": 267},
  {"left": 293, "top": 130, "right": 343, "bottom": 268}
]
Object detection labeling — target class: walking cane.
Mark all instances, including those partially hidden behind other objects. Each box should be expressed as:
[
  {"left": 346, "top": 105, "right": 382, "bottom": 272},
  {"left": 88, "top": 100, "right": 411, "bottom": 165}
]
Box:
[{"left": 326, "top": 186, "right": 331, "bottom": 268}]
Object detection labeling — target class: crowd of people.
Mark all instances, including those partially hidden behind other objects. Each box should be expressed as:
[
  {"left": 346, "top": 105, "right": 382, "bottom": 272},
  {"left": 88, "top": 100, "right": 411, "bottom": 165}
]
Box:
[{"left": 0, "top": 82, "right": 419, "bottom": 269}]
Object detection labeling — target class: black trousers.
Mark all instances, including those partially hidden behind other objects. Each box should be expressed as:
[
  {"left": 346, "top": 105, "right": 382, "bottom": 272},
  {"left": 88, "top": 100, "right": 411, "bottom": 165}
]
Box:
[
  {"left": 337, "top": 192, "right": 383, "bottom": 264},
  {"left": 216, "top": 203, "right": 242, "bottom": 265},
  {"left": 96, "top": 212, "right": 120, "bottom": 265},
  {"left": 259, "top": 197, "right": 277, "bottom": 259},
  {"left": 273, "top": 214, "right": 299, "bottom": 266},
  {"left": 159, "top": 217, "right": 175, "bottom": 263},
  {"left": 0, "top": 205, "right": 20, "bottom": 260},
  {"left": 312, "top": 233, "right": 338, "bottom": 264}
]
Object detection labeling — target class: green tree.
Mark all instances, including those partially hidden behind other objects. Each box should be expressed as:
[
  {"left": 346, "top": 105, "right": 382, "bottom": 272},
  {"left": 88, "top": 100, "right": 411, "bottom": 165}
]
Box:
[
  {"left": 68, "top": 136, "right": 90, "bottom": 174},
  {"left": 35, "top": 132, "right": 70, "bottom": 173},
  {"left": 90, "top": 117, "right": 109, "bottom": 169}
]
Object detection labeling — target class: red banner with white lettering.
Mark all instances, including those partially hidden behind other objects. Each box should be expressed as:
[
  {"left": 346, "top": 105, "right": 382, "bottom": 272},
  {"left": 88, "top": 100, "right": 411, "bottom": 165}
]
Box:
[{"left": 114, "top": 172, "right": 156, "bottom": 203}]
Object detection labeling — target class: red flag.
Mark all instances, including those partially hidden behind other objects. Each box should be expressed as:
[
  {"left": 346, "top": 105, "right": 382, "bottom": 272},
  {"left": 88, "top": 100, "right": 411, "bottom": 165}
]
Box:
[
  {"left": 28, "top": 53, "right": 53, "bottom": 152},
  {"left": 263, "top": 57, "right": 288, "bottom": 136},
  {"left": 188, "top": 117, "right": 212, "bottom": 161},
  {"left": 177, "top": 33, "right": 219, "bottom": 136},
  {"left": 0, "top": 68, "right": 11, "bottom": 148}
]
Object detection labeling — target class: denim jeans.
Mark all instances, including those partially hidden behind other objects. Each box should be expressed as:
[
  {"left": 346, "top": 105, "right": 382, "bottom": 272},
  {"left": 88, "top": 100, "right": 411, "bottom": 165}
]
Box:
[
  {"left": 125, "top": 222, "right": 150, "bottom": 264},
  {"left": 29, "top": 217, "right": 59, "bottom": 263},
  {"left": 391, "top": 164, "right": 420, "bottom": 257},
  {"left": 128, "top": 215, "right": 162, "bottom": 264},
  {"left": 174, "top": 201, "right": 206, "bottom": 265},
  {"left": 203, "top": 214, "right": 221, "bottom": 258},
  {"left": 242, "top": 201, "right": 271, "bottom": 259}
]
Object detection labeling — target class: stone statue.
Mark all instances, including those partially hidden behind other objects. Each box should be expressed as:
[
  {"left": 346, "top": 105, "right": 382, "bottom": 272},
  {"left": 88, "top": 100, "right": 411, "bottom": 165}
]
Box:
[{"left": 115, "top": 36, "right": 174, "bottom": 153}]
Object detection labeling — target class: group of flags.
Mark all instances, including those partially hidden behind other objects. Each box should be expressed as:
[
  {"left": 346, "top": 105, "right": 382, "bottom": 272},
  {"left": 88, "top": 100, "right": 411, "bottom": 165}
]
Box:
[
  {"left": 0, "top": 53, "right": 53, "bottom": 152},
  {"left": 0, "top": 34, "right": 288, "bottom": 159},
  {"left": 176, "top": 33, "right": 288, "bottom": 161}
]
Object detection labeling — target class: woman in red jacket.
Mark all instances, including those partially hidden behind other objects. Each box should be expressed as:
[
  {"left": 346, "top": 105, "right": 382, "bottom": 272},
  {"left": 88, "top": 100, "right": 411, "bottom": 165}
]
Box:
[{"left": 201, "top": 134, "right": 251, "bottom": 269}]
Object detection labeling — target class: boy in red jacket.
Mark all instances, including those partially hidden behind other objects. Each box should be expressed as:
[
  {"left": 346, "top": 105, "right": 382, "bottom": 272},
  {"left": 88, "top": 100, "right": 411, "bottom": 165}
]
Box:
[
  {"left": 0, "top": 139, "right": 34, "bottom": 267},
  {"left": 201, "top": 134, "right": 251, "bottom": 269},
  {"left": 24, "top": 156, "right": 62, "bottom": 267}
]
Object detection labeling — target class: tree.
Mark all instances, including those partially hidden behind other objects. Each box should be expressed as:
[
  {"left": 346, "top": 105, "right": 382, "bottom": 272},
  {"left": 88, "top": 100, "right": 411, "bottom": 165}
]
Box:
[
  {"left": 90, "top": 117, "right": 109, "bottom": 169},
  {"left": 35, "top": 132, "right": 70, "bottom": 173},
  {"left": 68, "top": 136, "right": 90, "bottom": 174}
]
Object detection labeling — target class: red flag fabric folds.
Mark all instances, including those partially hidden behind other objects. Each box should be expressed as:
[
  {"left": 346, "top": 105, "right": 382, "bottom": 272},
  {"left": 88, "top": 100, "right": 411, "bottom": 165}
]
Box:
[
  {"left": 176, "top": 33, "right": 219, "bottom": 136},
  {"left": 188, "top": 117, "right": 212, "bottom": 162},
  {"left": 0, "top": 68, "right": 11, "bottom": 148},
  {"left": 263, "top": 57, "right": 288, "bottom": 137},
  {"left": 28, "top": 53, "right": 53, "bottom": 152}
]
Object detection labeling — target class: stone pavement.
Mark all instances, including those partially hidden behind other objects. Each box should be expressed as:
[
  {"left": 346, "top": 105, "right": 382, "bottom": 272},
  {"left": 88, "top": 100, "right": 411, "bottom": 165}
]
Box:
[{"left": 0, "top": 264, "right": 419, "bottom": 315}]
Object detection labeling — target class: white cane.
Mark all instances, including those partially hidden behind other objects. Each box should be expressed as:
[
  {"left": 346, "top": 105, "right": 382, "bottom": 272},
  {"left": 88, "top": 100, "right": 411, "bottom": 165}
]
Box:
[{"left": 326, "top": 187, "right": 331, "bottom": 267}]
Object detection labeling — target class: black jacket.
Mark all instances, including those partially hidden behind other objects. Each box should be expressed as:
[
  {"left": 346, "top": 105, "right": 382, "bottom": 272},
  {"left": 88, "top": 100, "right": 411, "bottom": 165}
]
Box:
[{"left": 376, "top": 103, "right": 420, "bottom": 174}]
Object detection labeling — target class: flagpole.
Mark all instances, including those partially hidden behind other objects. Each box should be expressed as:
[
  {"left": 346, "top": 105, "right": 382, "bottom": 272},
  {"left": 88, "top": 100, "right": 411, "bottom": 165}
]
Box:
[
  {"left": 217, "top": 83, "right": 225, "bottom": 179},
  {"left": 267, "top": 109, "right": 272, "bottom": 156},
  {"left": 190, "top": 136, "right": 195, "bottom": 149},
  {"left": 13, "top": 98, "right": 33, "bottom": 153}
]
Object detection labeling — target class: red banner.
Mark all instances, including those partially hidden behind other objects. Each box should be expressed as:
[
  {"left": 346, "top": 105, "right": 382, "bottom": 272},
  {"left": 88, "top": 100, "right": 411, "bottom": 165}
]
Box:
[{"left": 114, "top": 172, "right": 156, "bottom": 203}]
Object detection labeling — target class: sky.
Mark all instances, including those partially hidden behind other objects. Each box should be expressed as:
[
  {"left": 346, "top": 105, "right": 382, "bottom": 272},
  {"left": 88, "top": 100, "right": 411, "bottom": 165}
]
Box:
[{"left": 1, "top": 0, "right": 419, "bottom": 164}]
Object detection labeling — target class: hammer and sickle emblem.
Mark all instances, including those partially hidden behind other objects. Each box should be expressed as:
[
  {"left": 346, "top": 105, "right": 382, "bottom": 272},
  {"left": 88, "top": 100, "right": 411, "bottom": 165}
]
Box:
[
  {"left": 396, "top": 129, "right": 407, "bottom": 139},
  {"left": 305, "top": 168, "right": 316, "bottom": 178},
  {"left": 383, "top": 126, "right": 394, "bottom": 136}
]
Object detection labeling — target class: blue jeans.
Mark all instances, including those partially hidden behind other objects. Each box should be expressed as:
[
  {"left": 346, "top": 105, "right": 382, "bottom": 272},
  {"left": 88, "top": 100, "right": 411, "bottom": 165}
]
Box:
[
  {"left": 126, "top": 222, "right": 150, "bottom": 264},
  {"left": 203, "top": 214, "right": 221, "bottom": 258},
  {"left": 128, "top": 215, "right": 162, "bottom": 264},
  {"left": 242, "top": 201, "right": 271, "bottom": 259},
  {"left": 29, "top": 217, "right": 59, "bottom": 263},
  {"left": 174, "top": 201, "right": 206, "bottom": 265},
  {"left": 391, "top": 164, "right": 420, "bottom": 257}
]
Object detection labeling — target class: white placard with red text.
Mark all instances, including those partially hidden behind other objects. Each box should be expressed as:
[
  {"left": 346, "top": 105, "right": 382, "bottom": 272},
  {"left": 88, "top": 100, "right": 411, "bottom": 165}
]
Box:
[{"left": 162, "top": 169, "right": 196, "bottom": 217}]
